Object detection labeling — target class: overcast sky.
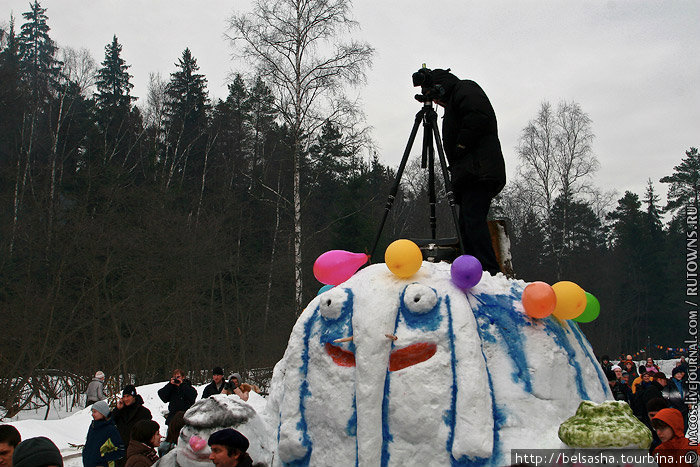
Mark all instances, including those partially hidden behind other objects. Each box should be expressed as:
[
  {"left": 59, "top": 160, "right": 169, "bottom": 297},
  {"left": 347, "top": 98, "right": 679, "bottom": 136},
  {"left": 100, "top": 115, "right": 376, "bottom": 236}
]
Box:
[{"left": 2, "top": 0, "right": 698, "bottom": 210}]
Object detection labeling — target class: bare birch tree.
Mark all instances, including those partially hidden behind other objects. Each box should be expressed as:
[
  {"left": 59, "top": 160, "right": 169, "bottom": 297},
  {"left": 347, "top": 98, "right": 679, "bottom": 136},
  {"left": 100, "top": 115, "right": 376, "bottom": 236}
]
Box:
[
  {"left": 513, "top": 100, "right": 599, "bottom": 277},
  {"left": 227, "top": 0, "right": 373, "bottom": 312}
]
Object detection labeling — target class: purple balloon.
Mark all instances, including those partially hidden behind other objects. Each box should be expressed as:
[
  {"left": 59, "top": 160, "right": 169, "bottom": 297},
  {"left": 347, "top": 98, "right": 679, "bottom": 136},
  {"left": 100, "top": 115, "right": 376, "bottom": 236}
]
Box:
[{"left": 450, "top": 255, "right": 483, "bottom": 290}]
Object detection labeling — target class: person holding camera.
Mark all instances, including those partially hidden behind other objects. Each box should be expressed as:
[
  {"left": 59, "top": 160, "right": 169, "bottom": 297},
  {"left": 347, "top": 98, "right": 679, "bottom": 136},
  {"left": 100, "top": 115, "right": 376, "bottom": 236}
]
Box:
[
  {"left": 222, "top": 373, "right": 249, "bottom": 402},
  {"left": 414, "top": 67, "right": 506, "bottom": 275},
  {"left": 157, "top": 369, "right": 197, "bottom": 425}
]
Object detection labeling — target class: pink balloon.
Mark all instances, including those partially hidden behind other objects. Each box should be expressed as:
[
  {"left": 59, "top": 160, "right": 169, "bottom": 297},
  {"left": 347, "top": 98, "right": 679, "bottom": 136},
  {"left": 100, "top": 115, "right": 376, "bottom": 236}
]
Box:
[
  {"left": 189, "top": 435, "right": 207, "bottom": 451},
  {"left": 313, "top": 250, "right": 369, "bottom": 285}
]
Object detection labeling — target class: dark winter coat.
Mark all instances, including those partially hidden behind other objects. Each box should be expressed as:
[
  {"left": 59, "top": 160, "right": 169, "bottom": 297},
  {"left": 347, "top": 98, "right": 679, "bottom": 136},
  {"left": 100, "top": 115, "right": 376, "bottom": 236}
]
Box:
[
  {"left": 83, "top": 417, "right": 126, "bottom": 466},
  {"left": 632, "top": 381, "right": 664, "bottom": 423},
  {"left": 662, "top": 378, "right": 689, "bottom": 414},
  {"left": 111, "top": 395, "right": 153, "bottom": 446},
  {"left": 157, "top": 380, "right": 197, "bottom": 424},
  {"left": 429, "top": 69, "right": 506, "bottom": 197},
  {"left": 124, "top": 440, "right": 159, "bottom": 467},
  {"left": 609, "top": 381, "right": 632, "bottom": 404},
  {"left": 201, "top": 380, "right": 225, "bottom": 399}
]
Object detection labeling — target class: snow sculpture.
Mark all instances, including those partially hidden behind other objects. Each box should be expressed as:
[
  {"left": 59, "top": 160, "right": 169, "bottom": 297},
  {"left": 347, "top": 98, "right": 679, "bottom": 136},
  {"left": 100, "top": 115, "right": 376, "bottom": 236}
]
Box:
[
  {"left": 559, "top": 400, "right": 652, "bottom": 449},
  {"left": 266, "top": 261, "right": 612, "bottom": 466},
  {"left": 154, "top": 394, "right": 272, "bottom": 467}
]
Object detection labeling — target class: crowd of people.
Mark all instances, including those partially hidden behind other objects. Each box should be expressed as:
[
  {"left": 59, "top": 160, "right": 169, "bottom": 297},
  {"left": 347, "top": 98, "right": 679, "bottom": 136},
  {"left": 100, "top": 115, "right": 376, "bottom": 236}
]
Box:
[
  {"left": 601, "top": 354, "right": 695, "bottom": 464},
  {"left": 0, "top": 358, "right": 695, "bottom": 466},
  {"left": 0, "top": 367, "right": 257, "bottom": 467}
]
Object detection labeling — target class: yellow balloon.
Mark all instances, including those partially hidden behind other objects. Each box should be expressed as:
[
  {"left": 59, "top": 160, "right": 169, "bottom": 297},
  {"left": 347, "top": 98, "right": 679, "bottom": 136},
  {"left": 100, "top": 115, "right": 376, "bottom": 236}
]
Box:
[
  {"left": 551, "top": 281, "right": 587, "bottom": 320},
  {"left": 385, "top": 239, "right": 423, "bottom": 278}
]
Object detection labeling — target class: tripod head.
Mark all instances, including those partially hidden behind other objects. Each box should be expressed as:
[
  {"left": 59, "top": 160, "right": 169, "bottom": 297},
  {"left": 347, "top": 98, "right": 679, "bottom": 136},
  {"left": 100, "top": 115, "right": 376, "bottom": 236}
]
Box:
[{"left": 412, "top": 65, "right": 448, "bottom": 103}]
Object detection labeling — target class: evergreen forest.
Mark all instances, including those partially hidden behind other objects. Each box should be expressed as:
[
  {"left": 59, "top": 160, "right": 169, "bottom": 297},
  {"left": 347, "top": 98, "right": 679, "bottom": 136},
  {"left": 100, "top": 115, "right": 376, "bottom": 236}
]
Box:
[{"left": 0, "top": 2, "right": 697, "bottom": 396}]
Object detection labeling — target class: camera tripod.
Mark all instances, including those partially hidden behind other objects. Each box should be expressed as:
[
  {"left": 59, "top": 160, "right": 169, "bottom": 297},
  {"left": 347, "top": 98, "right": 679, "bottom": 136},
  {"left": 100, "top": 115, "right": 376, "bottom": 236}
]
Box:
[{"left": 369, "top": 99, "right": 465, "bottom": 259}]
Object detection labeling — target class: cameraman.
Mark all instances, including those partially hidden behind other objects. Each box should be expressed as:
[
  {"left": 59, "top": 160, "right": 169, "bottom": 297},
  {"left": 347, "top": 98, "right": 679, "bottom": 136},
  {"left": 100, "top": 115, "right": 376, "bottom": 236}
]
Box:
[
  {"left": 421, "top": 68, "right": 505, "bottom": 275},
  {"left": 157, "top": 368, "right": 197, "bottom": 425}
]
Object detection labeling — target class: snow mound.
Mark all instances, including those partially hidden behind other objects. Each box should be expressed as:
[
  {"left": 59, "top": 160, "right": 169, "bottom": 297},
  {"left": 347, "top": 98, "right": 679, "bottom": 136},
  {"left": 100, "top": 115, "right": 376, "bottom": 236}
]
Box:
[{"left": 265, "top": 261, "right": 612, "bottom": 466}]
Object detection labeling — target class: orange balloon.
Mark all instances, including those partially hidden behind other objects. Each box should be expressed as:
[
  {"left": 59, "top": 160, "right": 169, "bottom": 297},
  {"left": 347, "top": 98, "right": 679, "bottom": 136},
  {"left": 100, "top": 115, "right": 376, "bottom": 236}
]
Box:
[
  {"left": 522, "top": 281, "right": 556, "bottom": 319},
  {"left": 551, "top": 281, "right": 587, "bottom": 320}
]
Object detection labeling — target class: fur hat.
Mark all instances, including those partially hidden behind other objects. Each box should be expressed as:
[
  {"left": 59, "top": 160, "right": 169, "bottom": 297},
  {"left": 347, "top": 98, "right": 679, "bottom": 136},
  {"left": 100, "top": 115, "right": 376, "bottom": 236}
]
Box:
[
  {"left": 12, "top": 436, "right": 63, "bottom": 467},
  {"left": 95, "top": 370, "right": 105, "bottom": 380},
  {"left": 208, "top": 428, "right": 249, "bottom": 452},
  {"left": 92, "top": 400, "right": 111, "bottom": 417},
  {"left": 122, "top": 384, "right": 137, "bottom": 397}
]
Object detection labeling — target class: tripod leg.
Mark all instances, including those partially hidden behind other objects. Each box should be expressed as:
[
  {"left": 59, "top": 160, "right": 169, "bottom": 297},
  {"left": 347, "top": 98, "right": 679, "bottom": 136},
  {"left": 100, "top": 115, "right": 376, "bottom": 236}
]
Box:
[
  {"left": 426, "top": 109, "right": 465, "bottom": 253},
  {"left": 369, "top": 109, "right": 425, "bottom": 259},
  {"left": 421, "top": 114, "right": 437, "bottom": 239}
]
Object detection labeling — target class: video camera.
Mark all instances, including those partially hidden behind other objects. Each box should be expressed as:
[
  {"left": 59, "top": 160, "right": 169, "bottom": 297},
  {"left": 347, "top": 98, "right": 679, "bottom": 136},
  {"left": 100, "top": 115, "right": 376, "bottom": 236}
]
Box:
[{"left": 412, "top": 65, "right": 447, "bottom": 103}]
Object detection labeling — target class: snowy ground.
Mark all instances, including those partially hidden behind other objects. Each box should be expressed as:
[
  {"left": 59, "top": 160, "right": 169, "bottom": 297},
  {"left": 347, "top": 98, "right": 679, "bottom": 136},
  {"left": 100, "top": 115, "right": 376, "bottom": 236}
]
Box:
[{"left": 2, "top": 359, "right": 684, "bottom": 463}]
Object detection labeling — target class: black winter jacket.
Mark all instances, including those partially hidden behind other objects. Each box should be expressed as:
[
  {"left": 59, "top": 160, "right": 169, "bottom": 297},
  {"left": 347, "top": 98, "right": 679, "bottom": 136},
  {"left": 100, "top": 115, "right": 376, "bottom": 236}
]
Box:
[
  {"left": 110, "top": 395, "right": 152, "bottom": 446},
  {"left": 157, "top": 380, "right": 197, "bottom": 424},
  {"left": 201, "top": 380, "right": 225, "bottom": 399},
  {"left": 662, "top": 378, "right": 689, "bottom": 413},
  {"left": 430, "top": 69, "right": 506, "bottom": 197}
]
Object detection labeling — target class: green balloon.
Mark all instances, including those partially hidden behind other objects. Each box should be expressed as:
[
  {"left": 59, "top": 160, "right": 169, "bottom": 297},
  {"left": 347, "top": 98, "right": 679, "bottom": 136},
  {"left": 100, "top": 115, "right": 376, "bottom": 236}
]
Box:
[{"left": 573, "top": 292, "right": 600, "bottom": 323}]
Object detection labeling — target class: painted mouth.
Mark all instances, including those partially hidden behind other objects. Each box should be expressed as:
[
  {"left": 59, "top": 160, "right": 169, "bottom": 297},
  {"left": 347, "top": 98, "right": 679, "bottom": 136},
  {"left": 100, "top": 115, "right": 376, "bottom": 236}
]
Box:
[{"left": 325, "top": 341, "right": 437, "bottom": 371}]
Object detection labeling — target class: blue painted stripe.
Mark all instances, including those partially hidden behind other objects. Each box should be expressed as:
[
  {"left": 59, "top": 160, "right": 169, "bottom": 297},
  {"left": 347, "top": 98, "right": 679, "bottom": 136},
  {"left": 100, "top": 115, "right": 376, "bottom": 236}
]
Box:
[
  {"left": 542, "top": 317, "right": 590, "bottom": 400},
  {"left": 569, "top": 321, "right": 610, "bottom": 397},
  {"left": 451, "top": 294, "right": 505, "bottom": 466},
  {"left": 381, "top": 308, "right": 401, "bottom": 466},
  {"left": 470, "top": 291, "right": 533, "bottom": 393}
]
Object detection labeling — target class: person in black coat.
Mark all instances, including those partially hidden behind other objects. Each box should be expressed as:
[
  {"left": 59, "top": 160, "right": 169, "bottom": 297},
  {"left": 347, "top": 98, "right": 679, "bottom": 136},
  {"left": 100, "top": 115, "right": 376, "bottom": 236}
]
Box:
[
  {"left": 110, "top": 385, "right": 152, "bottom": 467},
  {"left": 201, "top": 366, "right": 226, "bottom": 399},
  {"left": 662, "top": 366, "right": 690, "bottom": 429},
  {"left": 158, "top": 368, "right": 197, "bottom": 425},
  {"left": 635, "top": 372, "right": 667, "bottom": 422},
  {"left": 427, "top": 68, "right": 506, "bottom": 275}
]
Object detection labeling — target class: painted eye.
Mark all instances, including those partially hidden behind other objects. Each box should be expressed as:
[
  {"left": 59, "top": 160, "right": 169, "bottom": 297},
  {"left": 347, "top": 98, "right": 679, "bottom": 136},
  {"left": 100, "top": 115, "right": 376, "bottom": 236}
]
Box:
[
  {"left": 403, "top": 284, "right": 438, "bottom": 314},
  {"left": 319, "top": 287, "right": 348, "bottom": 320}
]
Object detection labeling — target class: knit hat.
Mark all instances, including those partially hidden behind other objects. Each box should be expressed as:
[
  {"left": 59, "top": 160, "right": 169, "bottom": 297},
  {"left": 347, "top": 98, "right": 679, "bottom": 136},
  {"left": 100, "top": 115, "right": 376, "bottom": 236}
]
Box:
[
  {"left": 654, "top": 372, "right": 667, "bottom": 381},
  {"left": 611, "top": 365, "right": 622, "bottom": 371},
  {"left": 122, "top": 384, "right": 137, "bottom": 397},
  {"left": 672, "top": 366, "right": 686, "bottom": 377},
  {"left": 95, "top": 370, "right": 105, "bottom": 380},
  {"left": 92, "top": 400, "right": 111, "bottom": 417},
  {"left": 207, "top": 428, "right": 249, "bottom": 452},
  {"left": 213, "top": 366, "right": 224, "bottom": 375},
  {"left": 230, "top": 373, "right": 243, "bottom": 384},
  {"left": 12, "top": 436, "right": 63, "bottom": 467}
]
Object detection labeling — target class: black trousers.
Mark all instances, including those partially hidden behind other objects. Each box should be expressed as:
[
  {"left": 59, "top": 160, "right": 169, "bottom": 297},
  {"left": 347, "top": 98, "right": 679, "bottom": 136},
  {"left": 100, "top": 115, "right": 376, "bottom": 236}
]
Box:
[{"left": 456, "top": 189, "right": 500, "bottom": 275}]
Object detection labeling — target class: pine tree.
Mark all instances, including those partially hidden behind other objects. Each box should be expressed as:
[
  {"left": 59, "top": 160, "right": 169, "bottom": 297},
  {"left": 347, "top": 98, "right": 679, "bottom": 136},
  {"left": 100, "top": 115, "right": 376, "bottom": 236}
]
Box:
[
  {"left": 660, "top": 147, "right": 700, "bottom": 216},
  {"left": 0, "top": 16, "right": 25, "bottom": 156},
  {"left": 17, "top": 0, "right": 62, "bottom": 102},
  {"left": 165, "top": 48, "right": 209, "bottom": 137},
  {"left": 162, "top": 48, "right": 210, "bottom": 187},
  {"left": 92, "top": 35, "right": 140, "bottom": 169},
  {"left": 94, "top": 35, "right": 134, "bottom": 113}
]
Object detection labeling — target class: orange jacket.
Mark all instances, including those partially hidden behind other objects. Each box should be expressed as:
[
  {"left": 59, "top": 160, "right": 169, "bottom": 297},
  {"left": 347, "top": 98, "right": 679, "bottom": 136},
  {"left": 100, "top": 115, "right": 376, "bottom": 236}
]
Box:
[{"left": 652, "top": 408, "right": 697, "bottom": 467}]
